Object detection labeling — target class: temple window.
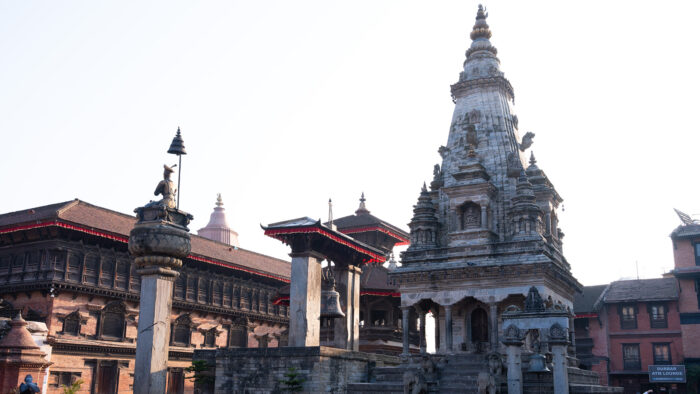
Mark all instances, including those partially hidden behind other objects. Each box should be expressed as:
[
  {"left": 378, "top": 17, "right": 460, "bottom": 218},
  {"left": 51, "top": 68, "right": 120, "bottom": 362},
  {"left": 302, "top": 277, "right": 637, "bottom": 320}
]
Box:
[
  {"left": 228, "top": 323, "right": 248, "bottom": 348},
  {"left": 174, "top": 274, "right": 186, "bottom": 300},
  {"left": 460, "top": 202, "right": 481, "bottom": 230},
  {"left": 97, "top": 301, "right": 126, "bottom": 341},
  {"left": 171, "top": 314, "right": 195, "bottom": 347},
  {"left": 61, "top": 310, "right": 81, "bottom": 336},
  {"left": 204, "top": 328, "right": 217, "bottom": 348},
  {"left": 49, "top": 372, "right": 81, "bottom": 389}
]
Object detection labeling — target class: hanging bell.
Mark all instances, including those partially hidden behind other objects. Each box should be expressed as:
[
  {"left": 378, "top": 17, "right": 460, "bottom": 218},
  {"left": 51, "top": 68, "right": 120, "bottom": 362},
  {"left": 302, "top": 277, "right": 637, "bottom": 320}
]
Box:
[
  {"left": 527, "top": 352, "right": 550, "bottom": 373},
  {"left": 320, "top": 287, "right": 345, "bottom": 319},
  {"left": 167, "top": 127, "right": 187, "bottom": 155}
]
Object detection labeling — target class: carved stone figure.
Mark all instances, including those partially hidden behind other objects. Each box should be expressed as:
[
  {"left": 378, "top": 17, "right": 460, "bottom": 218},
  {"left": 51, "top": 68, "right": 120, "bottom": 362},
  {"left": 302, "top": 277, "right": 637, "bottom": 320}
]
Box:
[
  {"left": 506, "top": 152, "right": 522, "bottom": 177},
  {"left": 518, "top": 131, "right": 535, "bottom": 151},
  {"left": 503, "top": 324, "right": 521, "bottom": 340},
  {"left": 151, "top": 164, "right": 177, "bottom": 209},
  {"left": 524, "top": 286, "right": 545, "bottom": 312},
  {"left": 511, "top": 114, "right": 519, "bottom": 129},
  {"left": 468, "top": 109, "right": 481, "bottom": 124},
  {"left": 438, "top": 145, "right": 450, "bottom": 159},
  {"left": 463, "top": 204, "right": 481, "bottom": 229},
  {"left": 466, "top": 124, "right": 478, "bottom": 146},
  {"left": 433, "top": 164, "right": 441, "bottom": 181},
  {"left": 549, "top": 323, "right": 567, "bottom": 341}
]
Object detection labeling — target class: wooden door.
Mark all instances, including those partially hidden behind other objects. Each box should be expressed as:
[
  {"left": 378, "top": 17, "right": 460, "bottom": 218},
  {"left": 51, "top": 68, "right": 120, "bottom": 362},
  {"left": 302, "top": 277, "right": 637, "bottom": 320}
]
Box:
[
  {"left": 470, "top": 308, "right": 489, "bottom": 343},
  {"left": 96, "top": 362, "right": 118, "bottom": 394}
]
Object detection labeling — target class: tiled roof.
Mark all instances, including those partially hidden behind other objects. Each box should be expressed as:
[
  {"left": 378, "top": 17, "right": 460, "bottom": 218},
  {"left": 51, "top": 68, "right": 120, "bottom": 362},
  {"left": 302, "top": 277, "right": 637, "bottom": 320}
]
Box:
[
  {"left": 0, "top": 200, "right": 290, "bottom": 281},
  {"left": 331, "top": 213, "right": 409, "bottom": 239},
  {"left": 670, "top": 223, "right": 700, "bottom": 239},
  {"left": 573, "top": 285, "right": 608, "bottom": 314},
  {"left": 360, "top": 264, "right": 396, "bottom": 292},
  {"left": 602, "top": 278, "right": 678, "bottom": 303}
]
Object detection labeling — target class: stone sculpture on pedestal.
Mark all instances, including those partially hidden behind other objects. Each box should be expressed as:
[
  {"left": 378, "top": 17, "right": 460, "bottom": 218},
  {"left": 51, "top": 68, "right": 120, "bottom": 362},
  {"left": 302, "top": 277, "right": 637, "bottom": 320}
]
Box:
[{"left": 130, "top": 165, "right": 193, "bottom": 394}]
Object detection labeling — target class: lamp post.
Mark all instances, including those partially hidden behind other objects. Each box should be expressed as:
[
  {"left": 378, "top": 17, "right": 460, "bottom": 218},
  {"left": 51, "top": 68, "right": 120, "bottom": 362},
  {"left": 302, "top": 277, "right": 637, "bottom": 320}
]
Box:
[{"left": 167, "top": 127, "right": 187, "bottom": 210}]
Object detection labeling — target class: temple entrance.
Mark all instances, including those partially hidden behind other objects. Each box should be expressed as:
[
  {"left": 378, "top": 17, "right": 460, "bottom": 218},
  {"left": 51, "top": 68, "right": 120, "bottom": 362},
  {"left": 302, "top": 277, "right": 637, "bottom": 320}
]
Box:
[{"left": 470, "top": 308, "right": 488, "bottom": 344}]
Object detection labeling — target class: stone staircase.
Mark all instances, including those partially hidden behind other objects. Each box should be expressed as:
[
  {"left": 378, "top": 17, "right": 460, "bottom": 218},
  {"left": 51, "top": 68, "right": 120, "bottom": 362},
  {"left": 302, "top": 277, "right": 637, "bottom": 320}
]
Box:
[{"left": 347, "top": 353, "right": 493, "bottom": 394}]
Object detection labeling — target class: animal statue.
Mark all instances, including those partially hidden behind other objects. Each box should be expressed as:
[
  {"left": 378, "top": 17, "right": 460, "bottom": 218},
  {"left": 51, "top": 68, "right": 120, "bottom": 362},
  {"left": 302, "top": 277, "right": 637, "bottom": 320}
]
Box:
[{"left": 518, "top": 132, "right": 535, "bottom": 151}]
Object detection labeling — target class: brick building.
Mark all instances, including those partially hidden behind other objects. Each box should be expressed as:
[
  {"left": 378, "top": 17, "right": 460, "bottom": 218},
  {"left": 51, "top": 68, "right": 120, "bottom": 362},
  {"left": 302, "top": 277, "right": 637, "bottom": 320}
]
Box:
[
  {"left": 0, "top": 199, "right": 291, "bottom": 393},
  {"left": 575, "top": 279, "right": 684, "bottom": 393},
  {"left": 670, "top": 211, "right": 700, "bottom": 392}
]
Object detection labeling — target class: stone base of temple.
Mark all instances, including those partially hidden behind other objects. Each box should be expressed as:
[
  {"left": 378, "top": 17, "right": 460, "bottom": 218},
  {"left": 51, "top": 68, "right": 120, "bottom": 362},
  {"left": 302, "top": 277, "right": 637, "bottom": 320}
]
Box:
[{"left": 194, "top": 346, "right": 400, "bottom": 393}]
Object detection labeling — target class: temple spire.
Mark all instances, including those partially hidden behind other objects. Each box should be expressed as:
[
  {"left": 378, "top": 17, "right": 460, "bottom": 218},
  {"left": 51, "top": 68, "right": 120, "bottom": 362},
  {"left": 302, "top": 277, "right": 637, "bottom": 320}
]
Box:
[
  {"left": 355, "top": 192, "right": 370, "bottom": 215},
  {"left": 470, "top": 4, "right": 492, "bottom": 41},
  {"left": 197, "top": 194, "right": 239, "bottom": 247}
]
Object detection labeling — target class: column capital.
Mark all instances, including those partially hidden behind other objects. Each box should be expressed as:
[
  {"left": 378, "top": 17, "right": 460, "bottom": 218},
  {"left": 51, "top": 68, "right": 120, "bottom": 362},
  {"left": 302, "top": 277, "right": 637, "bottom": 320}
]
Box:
[{"left": 289, "top": 250, "right": 325, "bottom": 260}]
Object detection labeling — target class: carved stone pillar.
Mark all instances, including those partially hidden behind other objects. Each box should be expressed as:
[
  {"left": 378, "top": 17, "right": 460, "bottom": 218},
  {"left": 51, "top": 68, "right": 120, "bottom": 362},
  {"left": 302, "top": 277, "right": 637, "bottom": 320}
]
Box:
[
  {"left": 444, "top": 305, "right": 453, "bottom": 353},
  {"left": 480, "top": 206, "right": 488, "bottom": 230},
  {"left": 434, "top": 308, "right": 440, "bottom": 352},
  {"left": 288, "top": 250, "right": 324, "bottom": 347},
  {"left": 545, "top": 212, "right": 552, "bottom": 235},
  {"left": 502, "top": 327, "right": 523, "bottom": 394},
  {"left": 129, "top": 204, "right": 192, "bottom": 394},
  {"left": 419, "top": 310, "right": 427, "bottom": 354},
  {"left": 401, "top": 306, "right": 411, "bottom": 356},
  {"left": 333, "top": 264, "right": 362, "bottom": 351},
  {"left": 550, "top": 324, "right": 570, "bottom": 394},
  {"left": 489, "top": 302, "right": 498, "bottom": 351}
]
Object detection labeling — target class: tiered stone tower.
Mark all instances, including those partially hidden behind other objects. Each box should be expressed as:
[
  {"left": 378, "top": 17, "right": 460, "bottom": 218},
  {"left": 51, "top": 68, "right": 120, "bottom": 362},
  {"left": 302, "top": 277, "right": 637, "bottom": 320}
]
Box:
[
  {"left": 390, "top": 5, "right": 581, "bottom": 356},
  {"left": 198, "top": 194, "right": 240, "bottom": 247}
]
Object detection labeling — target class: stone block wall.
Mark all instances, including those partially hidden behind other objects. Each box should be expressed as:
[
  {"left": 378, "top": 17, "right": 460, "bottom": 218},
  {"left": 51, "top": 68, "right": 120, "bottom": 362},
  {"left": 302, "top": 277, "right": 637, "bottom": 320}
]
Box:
[{"left": 195, "top": 346, "right": 400, "bottom": 393}]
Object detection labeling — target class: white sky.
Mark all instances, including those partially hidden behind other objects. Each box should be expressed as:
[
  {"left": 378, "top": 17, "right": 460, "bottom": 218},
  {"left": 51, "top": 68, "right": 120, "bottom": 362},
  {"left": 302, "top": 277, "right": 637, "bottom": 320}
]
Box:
[{"left": 1, "top": 1, "right": 699, "bottom": 286}]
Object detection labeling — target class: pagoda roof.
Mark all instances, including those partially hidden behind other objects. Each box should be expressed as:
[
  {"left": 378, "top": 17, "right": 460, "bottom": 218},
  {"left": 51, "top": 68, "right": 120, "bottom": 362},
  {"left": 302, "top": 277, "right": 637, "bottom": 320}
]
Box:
[
  {"left": 331, "top": 213, "right": 409, "bottom": 246},
  {"left": 0, "top": 199, "right": 290, "bottom": 282},
  {"left": 263, "top": 217, "right": 387, "bottom": 265}
]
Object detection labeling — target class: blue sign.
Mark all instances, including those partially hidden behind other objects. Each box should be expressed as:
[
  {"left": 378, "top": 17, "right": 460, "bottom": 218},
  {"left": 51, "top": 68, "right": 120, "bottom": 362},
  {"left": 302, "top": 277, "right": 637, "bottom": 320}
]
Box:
[{"left": 648, "top": 365, "right": 686, "bottom": 383}]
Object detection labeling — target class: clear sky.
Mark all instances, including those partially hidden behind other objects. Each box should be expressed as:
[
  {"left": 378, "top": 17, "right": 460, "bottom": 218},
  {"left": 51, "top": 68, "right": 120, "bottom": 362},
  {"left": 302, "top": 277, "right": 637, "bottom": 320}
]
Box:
[{"left": 1, "top": 1, "right": 699, "bottom": 286}]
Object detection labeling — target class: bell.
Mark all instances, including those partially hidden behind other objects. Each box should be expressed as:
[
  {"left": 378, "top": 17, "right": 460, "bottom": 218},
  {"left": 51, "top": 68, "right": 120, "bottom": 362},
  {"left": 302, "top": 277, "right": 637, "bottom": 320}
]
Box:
[
  {"left": 527, "top": 352, "right": 550, "bottom": 373},
  {"left": 167, "top": 127, "right": 187, "bottom": 155},
  {"left": 320, "top": 287, "right": 345, "bottom": 319}
]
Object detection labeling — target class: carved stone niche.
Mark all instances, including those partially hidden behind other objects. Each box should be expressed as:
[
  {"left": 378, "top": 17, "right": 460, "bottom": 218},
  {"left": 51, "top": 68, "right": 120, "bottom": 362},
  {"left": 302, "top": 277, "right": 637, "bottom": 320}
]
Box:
[{"left": 459, "top": 202, "right": 482, "bottom": 230}]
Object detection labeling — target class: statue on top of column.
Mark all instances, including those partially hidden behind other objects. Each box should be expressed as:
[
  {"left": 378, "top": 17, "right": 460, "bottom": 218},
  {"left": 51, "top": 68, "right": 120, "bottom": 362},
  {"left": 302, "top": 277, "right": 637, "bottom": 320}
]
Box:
[{"left": 153, "top": 164, "right": 177, "bottom": 209}]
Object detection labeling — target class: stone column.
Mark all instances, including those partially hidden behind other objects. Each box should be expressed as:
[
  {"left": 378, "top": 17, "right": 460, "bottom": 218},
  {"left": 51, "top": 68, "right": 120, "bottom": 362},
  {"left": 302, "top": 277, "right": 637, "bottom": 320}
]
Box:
[
  {"left": 549, "top": 326, "right": 570, "bottom": 394},
  {"left": 503, "top": 334, "right": 524, "bottom": 394},
  {"left": 333, "top": 264, "right": 362, "bottom": 351},
  {"left": 401, "top": 306, "right": 411, "bottom": 356},
  {"left": 129, "top": 205, "right": 192, "bottom": 394},
  {"left": 545, "top": 212, "right": 552, "bottom": 235},
  {"left": 419, "top": 310, "right": 427, "bottom": 354},
  {"left": 489, "top": 302, "right": 498, "bottom": 351},
  {"left": 288, "top": 250, "right": 324, "bottom": 347},
  {"left": 444, "top": 305, "right": 453, "bottom": 353},
  {"left": 434, "top": 309, "right": 440, "bottom": 352},
  {"left": 481, "top": 206, "right": 488, "bottom": 230}
]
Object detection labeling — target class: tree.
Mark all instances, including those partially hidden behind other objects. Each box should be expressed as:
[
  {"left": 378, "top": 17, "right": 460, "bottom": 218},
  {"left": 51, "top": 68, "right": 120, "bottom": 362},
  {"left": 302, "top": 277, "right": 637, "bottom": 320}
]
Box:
[{"left": 279, "top": 367, "right": 305, "bottom": 392}]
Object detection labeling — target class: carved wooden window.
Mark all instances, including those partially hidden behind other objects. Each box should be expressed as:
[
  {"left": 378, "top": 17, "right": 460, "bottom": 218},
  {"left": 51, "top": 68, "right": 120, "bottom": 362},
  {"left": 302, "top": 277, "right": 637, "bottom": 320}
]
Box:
[
  {"left": 48, "top": 250, "right": 64, "bottom": 280},
  {"left": 223, "top": 283, "right": 232, "bottom": 307},
  {"left": 186, "top": 276, "right": 196, "bottom": 301},
  {"left": 461, "top": 202, "right": 481, "bottom": 230},
  {"left": 204, "top": 328, "right": 217, "bottom": 348},
  {"left": 233, "top": 287, "right": 241, "bottom": 308},
  {"left": 619, "top": 304, "right": 637, "bottom": 329},
  {"left": 67, "top": 253, "right": 82, "bottom": 282},
  {"left": 622, "top": 344, "right": 641, "bottom": 370},
  {"left": 257, "top": 333, "right": 269, "bottom": 348},
  {"left": 174, "top": 274, "right": 186, "bottom": 300},
  {"left": 171, "top": 315, "right": 193, "bottom": 347},
  {"left": 98, "top": 301, "right": 126, "bottom": 341},
  {"left": 653, "top": 343, "right": 671, "bottom": 365},
  {"left": 114, "top": 260, "right": 129, "bottom": 290},
  {"left": 197, "top": 278, "right": 207, "bottom": 303},
  {"left": 129, "top": 262, "right": 140, "bottom": 293},
  {"left": 229, "top": 325, "right": 247, "bottom": 348},
  {"left": 62, "top": 311, "right": 81, "bottom": 336},
  {"left": 100, "top": 258, "right": 115, "bottom": 287},
  {"left": 25, "top": 251, "right": 41, "bottom": 280},
  {"left": 213, "top": 282, "right": 222, "bottom": 306},
  {"left": 83, "top": 255, "right": 99, "bottom": 285},
  {"left": 0, "top": 255, "right": 11, "bottom": 277},
  {"left": 49, "top": 372, "right": 81, "bottom": 389},
  {"left": 649, "top": 303, "right": 668, "bottom": 329}
]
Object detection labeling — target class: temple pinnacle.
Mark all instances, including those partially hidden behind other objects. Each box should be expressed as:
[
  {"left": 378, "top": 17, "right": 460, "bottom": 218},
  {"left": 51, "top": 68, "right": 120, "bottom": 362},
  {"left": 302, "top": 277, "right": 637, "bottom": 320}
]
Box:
[
  {"left": 470, "top": 4, "right": 492, "bottom": 40},
  {"left": 216, "top": 193, "right": 223, "bottom": 207},
  {"left": 529, "top": 151, "right": 537, "bottom": 166},
  {"left": 355, "top": 192, "right": 370, "bottom": 215}
]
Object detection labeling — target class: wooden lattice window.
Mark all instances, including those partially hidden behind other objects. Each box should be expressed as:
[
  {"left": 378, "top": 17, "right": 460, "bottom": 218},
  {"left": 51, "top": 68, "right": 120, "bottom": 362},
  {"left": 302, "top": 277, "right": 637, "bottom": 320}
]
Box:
[
  {"left": 62, "top": 311, "right": 81, "bottom": 336},
  {"left": 171, "top": 315, "right": 194, "bottom": 347},
  {"left": 204, "top": 328, "right": 217, "bottom": 348},
  {"left": 98, "top": 301, "right": 126, "bottom": 341}
]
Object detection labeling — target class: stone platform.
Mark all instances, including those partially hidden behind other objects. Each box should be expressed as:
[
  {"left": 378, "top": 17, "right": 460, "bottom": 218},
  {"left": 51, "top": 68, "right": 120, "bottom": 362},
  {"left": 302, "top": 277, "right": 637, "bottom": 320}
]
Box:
[{"left": 194, "top": 346, "right": 400, "bottom": 393}]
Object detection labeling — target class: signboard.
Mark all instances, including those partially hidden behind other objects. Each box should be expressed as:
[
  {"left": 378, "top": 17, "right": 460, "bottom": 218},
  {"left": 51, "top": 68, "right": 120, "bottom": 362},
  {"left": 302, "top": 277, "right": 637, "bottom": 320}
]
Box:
[{"left": 648, "top": 365, "right": 686, "bottom": 383}]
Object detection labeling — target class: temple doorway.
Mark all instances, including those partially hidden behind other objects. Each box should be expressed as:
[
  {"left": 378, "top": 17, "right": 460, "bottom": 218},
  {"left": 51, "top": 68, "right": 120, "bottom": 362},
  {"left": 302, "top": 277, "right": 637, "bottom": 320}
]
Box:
[{"left": 470, "top": 308, "right": 488, "bottom": 344}]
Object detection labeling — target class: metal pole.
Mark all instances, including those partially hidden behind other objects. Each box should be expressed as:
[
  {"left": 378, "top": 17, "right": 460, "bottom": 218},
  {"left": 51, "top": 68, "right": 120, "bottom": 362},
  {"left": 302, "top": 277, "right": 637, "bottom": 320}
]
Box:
[{"left": 177, "top": 154, "right": 182, "bottom": 210}]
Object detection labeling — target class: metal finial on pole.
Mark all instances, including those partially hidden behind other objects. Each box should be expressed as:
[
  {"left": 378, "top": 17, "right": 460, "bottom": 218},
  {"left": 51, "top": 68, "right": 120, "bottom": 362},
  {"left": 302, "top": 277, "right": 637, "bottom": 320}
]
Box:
[
  {"left": 167, "top": 127, "right": 187, "bottom": 210},
  {"left": 328, "top": 198, "right": 333, "bottom": 228}
]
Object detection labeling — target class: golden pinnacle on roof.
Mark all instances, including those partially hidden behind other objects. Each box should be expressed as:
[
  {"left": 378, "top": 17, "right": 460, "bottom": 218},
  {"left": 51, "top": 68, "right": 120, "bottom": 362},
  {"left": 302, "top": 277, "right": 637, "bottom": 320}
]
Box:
[{"left": 470, "top": 4, "right": 492, "bottom": 40}]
